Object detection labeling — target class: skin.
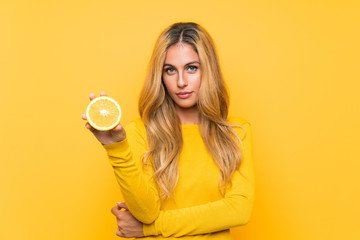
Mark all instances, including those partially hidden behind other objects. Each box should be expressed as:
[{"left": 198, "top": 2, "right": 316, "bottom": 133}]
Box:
[
  {"left": 82, "top": 95, "right": 143, "bottom": 237},
  {"left": 111, "top": 202, "right": 144, "bottom": 238},
  {"left": 81, "top": 91, "right": 126, "bottom": 145},
  {"left": 162, "top": 42, "right": 201, "bottom": 124},
  {"left": 81, "top": 42, "right": 202, "bottom": 238}
]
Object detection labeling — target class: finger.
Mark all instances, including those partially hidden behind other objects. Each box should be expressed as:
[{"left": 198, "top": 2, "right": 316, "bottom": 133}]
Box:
[
  {"left": 116, "top": 228, "right": 125, "bottom": 237},
  {"left": 85, "top": 122, "right": 96, "bottom": 132},
  {"left": 117, "top": 220, "right": 122, "bottom": 229},
  {"left": 81, "top": 114, "right": 87, "bottom": 120},
  {"left": 113, "top": 124, "right": 122, "bottom": 132},
  {"left": 100, "top": 91, "right": 107, "bottom": 96},
  {"left": 89, "top": 93, "right": 96, "bottom": 101},
  {"left": 117, "top": 202, "right": 129, "bottom": 210},
  {"left": 111, "top": 206, "right": 124, "bottom": 218},
  {"left": 111, "top": 206, "right": 120, "bottom": 216}
]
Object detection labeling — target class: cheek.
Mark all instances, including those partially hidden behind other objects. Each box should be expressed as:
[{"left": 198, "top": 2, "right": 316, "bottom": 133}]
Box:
[
  {"left": 196, "top": 76, "right": 202, "bottom": 89},
  {"left": 162, "top": 76, "right": 174, "bottom": 92},
  {"left": 189, "top": 74, "right": 201, "bottom": 90}
]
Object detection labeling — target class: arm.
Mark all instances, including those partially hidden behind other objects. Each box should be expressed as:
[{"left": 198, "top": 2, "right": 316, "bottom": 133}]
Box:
[
  {"left": 143, "top": 122, "right": 255, "bottom": 237},
  {"left": 103, "top": 119, "right": 160, "bottom": 224}
]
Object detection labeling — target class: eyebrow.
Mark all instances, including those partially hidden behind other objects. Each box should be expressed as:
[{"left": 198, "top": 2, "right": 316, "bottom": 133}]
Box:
[{"left": 163, "top": 61, "right": 200, "bottom": 67}]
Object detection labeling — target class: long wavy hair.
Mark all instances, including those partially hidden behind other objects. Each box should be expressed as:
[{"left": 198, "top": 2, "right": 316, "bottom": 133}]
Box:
[{"left": 138, "top": 22, "right": 246, "bottom": 199}]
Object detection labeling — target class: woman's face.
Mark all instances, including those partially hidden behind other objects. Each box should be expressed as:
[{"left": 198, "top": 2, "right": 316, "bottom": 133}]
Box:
[{"left": 162, "top": 42, "right": 201, "bottom": 112}]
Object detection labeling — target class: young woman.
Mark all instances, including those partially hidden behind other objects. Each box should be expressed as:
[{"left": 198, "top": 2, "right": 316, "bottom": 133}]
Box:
[{"left": 82, "top": 22, "right": 254, "bottom": 239}]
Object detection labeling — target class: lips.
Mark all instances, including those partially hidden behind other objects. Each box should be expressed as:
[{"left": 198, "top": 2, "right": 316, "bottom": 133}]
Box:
[{"left": 176, "top": 91, "right": 193, "bottom": 99}]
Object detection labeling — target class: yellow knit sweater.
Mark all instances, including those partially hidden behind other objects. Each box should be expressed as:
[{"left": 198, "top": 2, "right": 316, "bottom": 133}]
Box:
[{"left": 103, "top": 117, "right": 254, "bottom": 239}]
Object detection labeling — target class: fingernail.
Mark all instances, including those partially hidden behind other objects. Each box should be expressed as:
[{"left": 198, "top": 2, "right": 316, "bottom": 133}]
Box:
[{"left": 117, "top": 202, "right": 122, "bottom": 204}]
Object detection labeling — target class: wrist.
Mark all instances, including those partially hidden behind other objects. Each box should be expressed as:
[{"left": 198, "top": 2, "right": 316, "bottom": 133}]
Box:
[{"left": 102, "top": 139, "right": 122, "bottom": 145}]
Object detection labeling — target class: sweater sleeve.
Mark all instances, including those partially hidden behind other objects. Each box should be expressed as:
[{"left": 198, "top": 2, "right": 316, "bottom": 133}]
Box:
[
  {"left": 103, "top": 120, "right": 160, "bottom": 224},
  {"left": 142, "top": 121, "right": 255, "bottom": 237}
]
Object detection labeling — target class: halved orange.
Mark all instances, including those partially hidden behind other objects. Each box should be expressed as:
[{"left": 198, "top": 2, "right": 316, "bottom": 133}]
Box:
[{"left": 86, "top": 96, "right": 121, "bottom": 131}]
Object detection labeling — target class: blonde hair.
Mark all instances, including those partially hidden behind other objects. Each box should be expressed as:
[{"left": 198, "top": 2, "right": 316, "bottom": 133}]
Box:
[{"left": 139, "top": 22, "right": 246, "bottom": 199}]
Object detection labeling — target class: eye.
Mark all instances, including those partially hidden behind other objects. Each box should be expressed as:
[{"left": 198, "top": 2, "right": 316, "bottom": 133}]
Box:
[
  {"left": 164, "top": 67, "right": 176, "bottom": 74},
  {"left": 187, "top": 65, "right": 198, "bottom": 72}
]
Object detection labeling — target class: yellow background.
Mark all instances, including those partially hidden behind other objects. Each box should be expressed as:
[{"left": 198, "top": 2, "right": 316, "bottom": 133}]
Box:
[{"left": 1, "top": 0, "right": 359, "bottom": 239}]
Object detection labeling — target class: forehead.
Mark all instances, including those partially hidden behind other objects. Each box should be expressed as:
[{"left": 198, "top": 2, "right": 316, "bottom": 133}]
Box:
[{"left": 164, "top": 43, "right": 199, "bottom": 65}]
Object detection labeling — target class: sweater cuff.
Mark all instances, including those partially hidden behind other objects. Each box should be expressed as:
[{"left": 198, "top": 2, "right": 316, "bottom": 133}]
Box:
[
  {"left": 102, "top": 139, "right": 132, "bottom": 166},
  {"left": 143, "top": 212, "right": 163, "bottom": 236},
  {"left": 143, "top": 222, "right": 159, "bottom": 236}
]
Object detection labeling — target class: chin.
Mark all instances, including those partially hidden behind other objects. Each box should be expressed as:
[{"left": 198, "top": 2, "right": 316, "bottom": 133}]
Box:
[{"left": 175, "top": 102, "right": 197, "bottom": 109}]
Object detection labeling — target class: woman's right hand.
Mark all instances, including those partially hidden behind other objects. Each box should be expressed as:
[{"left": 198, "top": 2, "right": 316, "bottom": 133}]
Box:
[{"left": 81, "top": 91, "right": 126, "bottom": 145}]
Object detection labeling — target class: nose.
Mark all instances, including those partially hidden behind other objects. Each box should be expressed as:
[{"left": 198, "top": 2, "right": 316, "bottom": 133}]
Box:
[{"left": 177, "top": 72, "right": 188, "bottom": 88}]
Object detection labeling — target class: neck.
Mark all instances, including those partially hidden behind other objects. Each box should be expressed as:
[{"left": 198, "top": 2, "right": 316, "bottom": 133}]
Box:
[{"left": 175, "top": 105, "right": 199, "bottom": 125}]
